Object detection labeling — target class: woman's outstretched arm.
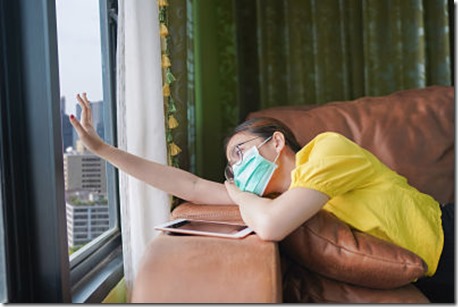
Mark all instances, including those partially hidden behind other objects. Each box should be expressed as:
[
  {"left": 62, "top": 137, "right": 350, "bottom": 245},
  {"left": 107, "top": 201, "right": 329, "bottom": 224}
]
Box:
[{"left": 70, "top": 93, "right": 233, "bottom": 205}]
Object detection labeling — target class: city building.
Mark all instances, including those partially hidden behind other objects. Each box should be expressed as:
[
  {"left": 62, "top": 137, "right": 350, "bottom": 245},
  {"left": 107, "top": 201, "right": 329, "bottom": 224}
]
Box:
[
  {"left": 63, "top": 149, "right": 107, "bottom": 194},
  {"left": 66, "top": 198, "right": 110, "bottom": 248},
  {"left": 63, "top": 146, "right": 109, "bottom": 248}
]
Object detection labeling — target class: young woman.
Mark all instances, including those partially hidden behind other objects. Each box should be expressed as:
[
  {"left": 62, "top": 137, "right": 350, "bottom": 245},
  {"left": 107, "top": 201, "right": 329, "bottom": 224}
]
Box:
[{"left": 70, "top": 93, "right": 453, "bottom": 302}]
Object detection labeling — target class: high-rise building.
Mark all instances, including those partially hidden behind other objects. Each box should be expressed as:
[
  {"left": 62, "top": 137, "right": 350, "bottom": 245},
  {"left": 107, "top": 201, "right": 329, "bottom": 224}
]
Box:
[
  {"left": 63, "top": 150, "right": 107, "bottom": 194},
  {"left": 66, "top": 200, "right": 110, "bottom": 247}
]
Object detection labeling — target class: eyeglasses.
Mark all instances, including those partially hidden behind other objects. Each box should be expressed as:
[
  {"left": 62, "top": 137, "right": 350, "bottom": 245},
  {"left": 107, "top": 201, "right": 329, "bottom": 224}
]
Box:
[{"left": 224, "top": 135, "right": 272, "bottom": 181}]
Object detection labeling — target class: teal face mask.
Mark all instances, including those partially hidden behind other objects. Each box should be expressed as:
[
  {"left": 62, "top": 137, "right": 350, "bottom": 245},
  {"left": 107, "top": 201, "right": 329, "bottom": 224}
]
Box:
[{"left": 232, "top": 140, "right": 279, "bottom": 196}]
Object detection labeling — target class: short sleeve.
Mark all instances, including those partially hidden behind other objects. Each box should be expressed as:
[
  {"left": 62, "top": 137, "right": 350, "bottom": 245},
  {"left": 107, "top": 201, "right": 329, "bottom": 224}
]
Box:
[{"left": 289, "top": 132, "right": 376, "bottom": 197}]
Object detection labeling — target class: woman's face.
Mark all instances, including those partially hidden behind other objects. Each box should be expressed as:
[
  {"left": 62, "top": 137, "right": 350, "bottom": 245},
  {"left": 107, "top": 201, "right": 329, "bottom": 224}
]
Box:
[{"left": 225, "top": 132, "right": 282, "bottom": 195}]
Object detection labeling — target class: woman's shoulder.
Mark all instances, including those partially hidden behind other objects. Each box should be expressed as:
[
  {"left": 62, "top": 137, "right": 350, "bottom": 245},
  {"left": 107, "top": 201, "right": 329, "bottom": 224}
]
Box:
[
  {"left": 312, "top": 131, "right": 350, "bottom": 142},
  {"left": 297, "top": 132, "right": 360, "bottom": 160}
]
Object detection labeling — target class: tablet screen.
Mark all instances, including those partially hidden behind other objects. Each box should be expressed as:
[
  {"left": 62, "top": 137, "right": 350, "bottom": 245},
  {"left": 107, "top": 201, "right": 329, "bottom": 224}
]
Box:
[
  {"left": 169, "top": 220, "right": 247, "bottom": 234},
  {"left": 155, "top": 219, "right": 253, "bottom": 239}
]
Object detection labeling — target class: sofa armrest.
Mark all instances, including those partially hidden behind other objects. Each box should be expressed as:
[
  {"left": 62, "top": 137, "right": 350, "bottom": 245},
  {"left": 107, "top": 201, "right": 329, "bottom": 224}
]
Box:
[{"left": 131, "top": 203, "right": 282, "bottom": 303}]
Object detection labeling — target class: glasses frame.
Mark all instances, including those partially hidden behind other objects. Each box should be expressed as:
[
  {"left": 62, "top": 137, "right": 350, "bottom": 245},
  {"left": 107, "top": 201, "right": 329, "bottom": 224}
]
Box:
[{"left": 224, "top": 135, "right": 273, "bottom": 181}]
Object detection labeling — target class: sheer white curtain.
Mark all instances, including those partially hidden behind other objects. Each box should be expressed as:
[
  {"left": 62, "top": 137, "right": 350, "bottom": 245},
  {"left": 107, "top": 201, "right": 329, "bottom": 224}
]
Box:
[{"left": 117, "top": 0, "right": 170, "bottom": 300}]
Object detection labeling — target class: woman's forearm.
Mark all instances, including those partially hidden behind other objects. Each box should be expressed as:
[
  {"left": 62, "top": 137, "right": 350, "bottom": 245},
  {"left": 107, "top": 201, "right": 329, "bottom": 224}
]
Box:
[
  {"left": 231, "top": 193, "right": 276, "bottom": 239},
  {"left": 97, "top": 143, "right": 234, "bottom": 205},
  {"left": 225, "top": 182, "right": 328, "bottom": 241}
]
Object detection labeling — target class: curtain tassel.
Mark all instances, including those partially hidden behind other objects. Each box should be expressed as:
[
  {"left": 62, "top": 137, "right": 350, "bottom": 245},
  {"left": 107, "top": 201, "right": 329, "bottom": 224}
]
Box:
[
  {"left": 159, "top": 23, "right": 169, "bottom": 37},
  {"left": 162, "top": 84, "right": 170, "bottom": 97},
  {"left": 169, "top": 142, "right": 182, "bottom": 156},
  {"left": 157, "top": 0, "right": 169, "bottom": 7},
  {"left": 168, "top": 114, "right": 179, "bottom": 129},
  {"left": 161, "top": 54, "right": 171, "bottom": 68}
]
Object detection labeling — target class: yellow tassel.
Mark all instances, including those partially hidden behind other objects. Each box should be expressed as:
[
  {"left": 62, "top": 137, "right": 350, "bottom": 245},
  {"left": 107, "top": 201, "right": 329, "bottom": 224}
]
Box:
[
  {"left": 161, "top": 54, "right": 171, "bottom": 68},
  {"left": 158, "top": 0, "right": 169, "bottom": 7},
  {"left": 160, "top": 23, "right": 169, "bottom": 37},
  {"left": 162, "top": 84, "right": 170, "bottom": 97},
  {"left": 168, "top": 114, "right": 179, "bottom": 129},
  {"left": 169, "top": 142, "right": 182, "bottom": 156}
]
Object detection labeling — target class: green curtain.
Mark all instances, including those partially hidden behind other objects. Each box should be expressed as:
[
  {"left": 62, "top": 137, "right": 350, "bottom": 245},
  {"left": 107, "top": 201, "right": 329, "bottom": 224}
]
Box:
[
  {"left": 236, "top": 0, "right": 452, "bottom": 111},
  {"left": 168, "top": 0, "right": 453, "bottom": 183},
  {"left": 193, "top": 0, "right": 239, "bottom": 181}
]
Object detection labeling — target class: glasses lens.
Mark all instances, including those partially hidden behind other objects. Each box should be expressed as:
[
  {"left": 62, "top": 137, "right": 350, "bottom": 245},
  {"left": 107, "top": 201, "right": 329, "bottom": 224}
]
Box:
[
  {"left": 224, "top": 165, "right": 234, "bottom": 181},
  {"left": 226, "top": 136, "right": 261, "bottom": 179},
  {"left": 233, "top": 146, "right": 243, "bottom": 166}
]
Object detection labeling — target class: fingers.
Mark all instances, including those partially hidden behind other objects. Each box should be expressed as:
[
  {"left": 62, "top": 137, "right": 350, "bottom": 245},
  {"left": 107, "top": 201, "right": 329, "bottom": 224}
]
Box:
[
  {"left": 76, "top": 92, "right": 93, "bottom": 125},
  {"left": 69, "top": 114, "right": 87, "bottom": 137},
  {"left": 81, "top": 92, "right": 91, "bottom": 109},
  {"left": 76, "top": 93, "right": 89, "bottom": 108}
]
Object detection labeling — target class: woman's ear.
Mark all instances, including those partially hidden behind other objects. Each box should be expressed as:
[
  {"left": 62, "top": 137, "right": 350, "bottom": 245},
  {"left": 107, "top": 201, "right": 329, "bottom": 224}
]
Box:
[{"left": 272, "top": 131, "right": 286, "bottom": 153}]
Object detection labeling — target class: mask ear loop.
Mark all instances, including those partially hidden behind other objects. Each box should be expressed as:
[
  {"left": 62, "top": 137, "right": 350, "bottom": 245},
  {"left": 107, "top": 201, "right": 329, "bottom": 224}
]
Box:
[
  {"left": 258, "top": 149, "right": 280, "bottom": 197},
  {"left": 273, "top": 151, "right": 280, "bottom": 164},
  {"left": 264, "top": 135, "right": 280, "bottom": 164}
]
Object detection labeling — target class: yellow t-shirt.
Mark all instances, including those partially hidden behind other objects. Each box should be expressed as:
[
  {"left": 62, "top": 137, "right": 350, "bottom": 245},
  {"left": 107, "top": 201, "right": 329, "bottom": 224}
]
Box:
[{"left": 289, "top": 132, "right": 443, "bottom": 276}]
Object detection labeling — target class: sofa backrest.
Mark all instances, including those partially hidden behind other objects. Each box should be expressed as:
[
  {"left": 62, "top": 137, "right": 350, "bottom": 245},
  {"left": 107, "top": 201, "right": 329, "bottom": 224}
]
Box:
[{"left": 247, "top": 86, "right": 454, "bottom": 204}]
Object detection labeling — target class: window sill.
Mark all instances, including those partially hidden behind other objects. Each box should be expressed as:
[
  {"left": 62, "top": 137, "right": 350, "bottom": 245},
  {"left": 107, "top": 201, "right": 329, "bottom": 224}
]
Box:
[{"left": 71, "top": 232, "right": 123, "bottom": 303}]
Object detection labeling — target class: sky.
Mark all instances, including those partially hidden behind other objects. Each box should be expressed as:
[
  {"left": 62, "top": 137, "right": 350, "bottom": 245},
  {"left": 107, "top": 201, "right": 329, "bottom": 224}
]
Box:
[{"left": 55, "top": 0, "right": 104, "bottom": 115}]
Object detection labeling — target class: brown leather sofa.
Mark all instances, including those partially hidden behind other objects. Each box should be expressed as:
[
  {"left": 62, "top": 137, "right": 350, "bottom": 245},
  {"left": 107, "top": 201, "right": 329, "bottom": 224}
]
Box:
[{"left": 131, "top": 86, "right": 454, "bottom": 303}]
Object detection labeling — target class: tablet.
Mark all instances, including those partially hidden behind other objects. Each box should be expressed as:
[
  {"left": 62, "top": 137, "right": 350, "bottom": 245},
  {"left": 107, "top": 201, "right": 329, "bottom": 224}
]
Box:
[{"left": 154, "top": 218, "right": 253, "bottom": 239}]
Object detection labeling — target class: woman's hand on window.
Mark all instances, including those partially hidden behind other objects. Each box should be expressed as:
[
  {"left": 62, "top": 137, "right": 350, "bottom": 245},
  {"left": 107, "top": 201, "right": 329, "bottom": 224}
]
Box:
[{"left": 69, "top": 93, "right": 106, "bottom": 154}]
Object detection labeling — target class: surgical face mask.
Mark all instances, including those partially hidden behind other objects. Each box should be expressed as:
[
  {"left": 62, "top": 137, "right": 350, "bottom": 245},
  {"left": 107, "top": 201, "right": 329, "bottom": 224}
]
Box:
[{"left": 232, "top": 140, "right": 279, "bottom": 196}]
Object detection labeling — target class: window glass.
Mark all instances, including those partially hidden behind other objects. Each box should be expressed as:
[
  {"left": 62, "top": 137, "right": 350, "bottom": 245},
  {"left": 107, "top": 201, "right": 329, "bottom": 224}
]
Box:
[{"left": 55, "top": 0, "right": 115, "bottom": 257}]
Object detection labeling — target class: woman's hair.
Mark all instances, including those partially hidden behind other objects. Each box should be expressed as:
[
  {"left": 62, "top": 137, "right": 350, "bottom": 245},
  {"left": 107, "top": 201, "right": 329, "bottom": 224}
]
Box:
[{"left": 224, "top": 117, "right": 302, "bottom": 153}]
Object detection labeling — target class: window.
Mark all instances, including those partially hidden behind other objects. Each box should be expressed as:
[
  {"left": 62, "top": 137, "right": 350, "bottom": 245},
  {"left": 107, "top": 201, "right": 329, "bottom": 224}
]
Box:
[
  {"left": 0, "top": 0, "right": 121, "bottom": 303},
  {"left": 55, "top": 0, "right": 114, "bottom": 258},
  {"left": 55, "top": 0, "right": 123, "bottom": 303}
]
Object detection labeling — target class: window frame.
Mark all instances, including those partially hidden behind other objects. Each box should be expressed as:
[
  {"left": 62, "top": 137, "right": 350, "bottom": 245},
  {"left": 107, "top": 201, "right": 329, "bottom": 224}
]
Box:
[{"left": 0, "top": 0, "right": 123, "bottom": 303}]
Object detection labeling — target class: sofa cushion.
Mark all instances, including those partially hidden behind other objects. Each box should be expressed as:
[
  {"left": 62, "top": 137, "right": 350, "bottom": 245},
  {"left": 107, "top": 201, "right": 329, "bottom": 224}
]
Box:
[
  {"left": 280, "top": 210, "right": 427, "bottom": 289},
  {"left": 281, "top": 254, "right": 429, "bottom": 303},
  {"left": 248, "top": 86, "right": 454, "bottom": 204}
]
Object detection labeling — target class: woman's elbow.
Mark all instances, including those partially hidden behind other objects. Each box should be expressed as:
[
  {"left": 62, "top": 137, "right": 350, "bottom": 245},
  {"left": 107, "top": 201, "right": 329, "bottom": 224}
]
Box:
[
  {"left": 255, "top": 230, "right": 285, "bottom": 242},
  {"left": 253, "top": 217, "right": 288, "bottom": 242}
]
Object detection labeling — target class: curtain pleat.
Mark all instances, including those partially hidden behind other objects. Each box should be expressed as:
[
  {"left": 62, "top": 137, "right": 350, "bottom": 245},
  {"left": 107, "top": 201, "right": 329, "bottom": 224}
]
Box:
[
  {"left": 424, "top": 0, "right": 451, "bottom": 84},
  {"left": 257, "top": 0, "right": 288, "bottom": 108},
  {"left": 186, "top": 0, "right": 197, "bottom": 174},
  {"left": 285, "top": 0, "right": 316, "bottom": 104},
  {"left": 345, "top": 0, "right": 365, "bottom": 99},
  {"left": 215, "top": 0, "right": 239, "bottom": 138}
]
